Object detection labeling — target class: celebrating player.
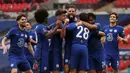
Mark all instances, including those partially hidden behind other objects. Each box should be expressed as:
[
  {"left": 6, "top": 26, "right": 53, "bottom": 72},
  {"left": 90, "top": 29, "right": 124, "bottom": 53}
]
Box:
[
  {"left": 66, "top": 13, "right": 90, "bottom": 73},
  {"left": 2, "top": 14, "right": 34, "bottom": 73},
  {"left": 86, "top": 13, "right": 106, "bottom": 73},
  {"left": 34, "top": 8, "right": 62, "bottom": 73},
  {"left": 49, "top": 9, "right": 66, "bottom": 73},
  {"left": 103, "top": 12, "right": 128, "bottom": 73},
  {"left": 24, "top": 22, "right": 37, "bottom": 69},
  {"left": 62, "top": 5, "right": 77, "bottom": 73}
]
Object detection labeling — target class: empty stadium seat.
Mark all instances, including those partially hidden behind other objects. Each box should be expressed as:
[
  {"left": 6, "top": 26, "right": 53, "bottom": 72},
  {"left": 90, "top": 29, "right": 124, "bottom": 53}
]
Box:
[
  {"left": 75, "top": 0, "right": 100, "bottom": 4},
  {"left": 114, "top": 0, "right": 130, "bottom": 8}
]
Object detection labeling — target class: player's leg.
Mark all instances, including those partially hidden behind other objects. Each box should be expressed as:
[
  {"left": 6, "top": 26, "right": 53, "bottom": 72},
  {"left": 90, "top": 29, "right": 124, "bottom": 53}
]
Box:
[
  {"left": 87, "top": 55, "right": 95, "bottom": 73},
  {"left": 37, "top": 52, "right": 50, "bottom": 73},
  {"left": 70, "top": 44, "right": 80, "bottom": 73},
  {"left": 27, "top": 58, "right": 35, "bottom": 70},
  {"left": 64, "top": 44, "right": 71, "bottom": 73},
  {"left": 52, "top": 48, "right": 63, "bottom": 73},
  {"left": 104, "top": 54, "right": 111, "bottom": 73},
  {"left": 9, "top": 57, "right": 18, "bottom": 73},
  {"left": 111, "top": 55, "right": 120, "bottom": 73},
  {"left": 17, "top": 61, "right": 33, "bottom": 73},
  {"left": 95, "top": 50, "right": 106, "bottom": 73},
  {"left": 22, "top": 70, "right": 33, "bottom": 73},
  {"left": 11, "top": 68, "right": 18, "bottom": 73},
  {"left": 79, "top": 45, "right": 88, "bottom": 73}
]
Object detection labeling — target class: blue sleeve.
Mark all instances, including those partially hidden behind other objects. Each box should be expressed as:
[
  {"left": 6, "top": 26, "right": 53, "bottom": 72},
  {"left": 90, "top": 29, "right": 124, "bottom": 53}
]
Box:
[
  {"left": 119, "top": 27, "right": 125, "bottom": 38},
  {"left": 5, "top": 28, "right": 14, "bottom": 39},
  {"left": 30, "top": 31, "right": 36, "bottom": 40},
  {"left": 52, "top": 23, "right": 56, "bottom": 30},
  {"left": 26, "top": 31, "right": 30, "bottom": 43},
  {"left": 66, "top": 23, "right": 76, "bottom": 30},
  {"left": 95, "top": 23, "right": 102, "bottom": 30},
  {"left": 40, "top": 26, "right": 49, "bottom": 36},
  {"left": 60, "top": 23, "right": 64, "bottom": 28},
  {"left": 91, "top": 30, "right": 99, "bottom": 36}
]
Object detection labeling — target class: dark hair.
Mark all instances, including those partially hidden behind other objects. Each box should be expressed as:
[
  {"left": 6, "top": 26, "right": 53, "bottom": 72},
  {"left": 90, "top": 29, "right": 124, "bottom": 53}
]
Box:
[
  {"left": 16, "top": 14, "right": 27, "bottom": 21},
  {"left": 34, "top": 8, "right": 49, "bottom": 24},
  {"left": 109, "top": 12, "right": 118, "bottom": 19},
  {"left": 79, "top": 12, "right": 88, "bottom": 22},
  {"left": 67, "top": 5, "right": 77, "bottom": 11},
  {"left": 87, "top": 13, "right": 96, "bottom": 20},
  {"left": 55, "top": 9, "right": 67, "bottom": 16}
]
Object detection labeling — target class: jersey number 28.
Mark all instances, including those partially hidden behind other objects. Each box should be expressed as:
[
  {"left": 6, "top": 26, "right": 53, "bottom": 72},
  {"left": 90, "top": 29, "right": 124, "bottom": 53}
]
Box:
[{"left": 76, "top": 26, "right": 89, "bottom": 40}]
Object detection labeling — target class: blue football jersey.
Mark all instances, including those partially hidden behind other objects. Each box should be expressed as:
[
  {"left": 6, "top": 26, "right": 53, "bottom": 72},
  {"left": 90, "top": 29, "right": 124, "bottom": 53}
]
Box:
[
  {"left": 88, "top": 23, "right": 104, "bottom": 54},
  {"left": 103, "top": 25, "right": 125, "bottom": 55},
  {"left": 6, "top": 26, "right": 30, "bottom": 57},
  {"left": 35, "top": 24, "right": 49, "bottom": 57},
  {"left": 66, "top": 22, "right": 90, "bottom": 46},
  {"left": 24, "top": 30, "right": 36, "bottom": 58},
  {"left": 50, "top": 22, "right": 64, "bottom": 49}
]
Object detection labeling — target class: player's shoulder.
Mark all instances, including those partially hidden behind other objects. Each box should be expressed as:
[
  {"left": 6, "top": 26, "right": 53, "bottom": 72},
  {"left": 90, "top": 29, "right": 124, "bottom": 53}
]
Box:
[
  {"left": 95, "top": 23, "right": 101, "bottom": 26},
  {"left": 116, "top": 25, "right": 123, "bottom": 29},
  {"left": 103, "top": 25, "right": 109, "bottom": 28},
  {"left": 9, "top": 26, "right": 18, "bottom": 32},
  {"left": 35, "top": 24, "right": 45, "bottom": 30}
]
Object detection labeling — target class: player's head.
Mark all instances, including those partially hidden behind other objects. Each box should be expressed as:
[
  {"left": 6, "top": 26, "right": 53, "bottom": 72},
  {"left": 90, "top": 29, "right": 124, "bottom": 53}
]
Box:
[
  {"left": 55, "top": 9, "right": 67, "bottom": 21},
  {"left": 16, "top": 14, "right": 27, "bottom": 27},
  {"left": 34, "top": 8, "right": 49, "bottom": 25},
  {"left": 87, "top": 13, "right": 96, "bottom": 24},
  {"left": 25, "top": 22, "right": 32, "bottom": 30},
  {"left": 67, "top": 5, "right": 77, "bottom": 22},
  {"left": 79, "top": 12, "right": 88, "bottom": 22},
  {"left": 109, "top": 12, "right": 118, "bottom": 23}
]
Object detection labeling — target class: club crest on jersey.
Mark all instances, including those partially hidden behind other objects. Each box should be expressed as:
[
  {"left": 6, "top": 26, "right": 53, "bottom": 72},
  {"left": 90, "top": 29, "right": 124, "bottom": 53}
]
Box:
[
  {"left": 105, "top": 29, "right": 108, "bottom": 32},
  {"left": 80, "top": 40, "right": 83, "bottom": 43},
  {"left": 25, "top": 34, "right": 27, "bottom": 38},
  {"left": 30, "top": 35, "right": 32, "bottom": 39},
  {"left": 21, "top": 34, "right": 24, "bottom": 37},
  {"left": 114, "top": 29, "right": 117, "bottom": 33},
  {"left": 109, "top": 29, "right": 113, "bottom": 32}
]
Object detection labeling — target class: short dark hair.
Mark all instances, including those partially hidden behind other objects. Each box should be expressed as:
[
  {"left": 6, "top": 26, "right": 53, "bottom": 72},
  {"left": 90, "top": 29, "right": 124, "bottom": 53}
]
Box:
[
  {"left": 109, "top": 12, "right": 118, "bottom": 19},
  {"left": 79, "top": 12, "right": 88, "bottom": 22},
  {"left": 55, "top": 9, "right": 67, "bottom": 16},
  {"left": 87, "top": 13, "right": 96, "bottom": 20},
  {"left": 34, "top": 8, "right": 49, "bottom": 24},
  {"left": 16, "top": 14, "right": 27, "bottom": 21},
  {"left": 67, "top": 5, "right": 77, "bottom": 11}
]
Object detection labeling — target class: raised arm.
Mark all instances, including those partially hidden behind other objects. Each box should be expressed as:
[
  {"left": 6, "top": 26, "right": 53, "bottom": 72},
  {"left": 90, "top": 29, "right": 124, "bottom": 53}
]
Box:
[
  {"left": 27, "top": 42, "right": 35, "bottom": 57},
  {"left": 2, "top": 37, "right": 8, "bottom": 54},
  {"left": 82, "top": 21, "right": 98, "bottom": 30}
]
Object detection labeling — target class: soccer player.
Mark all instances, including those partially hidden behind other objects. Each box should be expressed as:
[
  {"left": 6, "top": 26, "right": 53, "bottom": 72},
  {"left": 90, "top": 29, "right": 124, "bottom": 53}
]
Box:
[
  {"left": 66, "top": 13, "right": 90, "bottom": 73},
  {"left": 49, "top": 9, "right": 66, "bottom": 73},
  {"left": 24, "top": 22, "right": 37, "bottom": 69},
  {"left": 62, "top": 5, "right": 77, "bottom": 73},
  {"left": 2, "top": 14, "right": 34, "bottom": 73},
  {"left": 34, "top": 8, "right": 61, "bottom": 73},
  {"left": 86, "top": 13, "right": 106, "bottom": 73},
  {"left": 103, "top": 12, "right": 128, "bottom": 73}
]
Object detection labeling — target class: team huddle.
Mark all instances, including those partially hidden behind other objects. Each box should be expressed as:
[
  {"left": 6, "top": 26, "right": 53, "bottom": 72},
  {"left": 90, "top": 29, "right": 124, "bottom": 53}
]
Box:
[{"left": 1, "top": 5, "right": 128, "bottom": 73}]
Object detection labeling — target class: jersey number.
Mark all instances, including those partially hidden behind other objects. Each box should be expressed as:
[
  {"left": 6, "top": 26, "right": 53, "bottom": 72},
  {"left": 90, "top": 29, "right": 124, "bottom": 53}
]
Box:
[
  {"left": 17, "top": 38, "right": 24, "bottom": 47},
  {"left": 107, "top": 33, "right": 113, "bottom": 41},
  {"left": 76, "top": 26, "right": 89, "bottom": 40}
]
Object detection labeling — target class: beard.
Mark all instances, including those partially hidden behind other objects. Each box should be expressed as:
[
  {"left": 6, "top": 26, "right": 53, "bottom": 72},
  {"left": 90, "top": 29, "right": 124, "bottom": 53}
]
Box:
[
  {"left": 20, "top": 23, "right": 26, "bottom": 28},
  {"left": 67, "top": 14, "right": 76, "bottom": 23}
]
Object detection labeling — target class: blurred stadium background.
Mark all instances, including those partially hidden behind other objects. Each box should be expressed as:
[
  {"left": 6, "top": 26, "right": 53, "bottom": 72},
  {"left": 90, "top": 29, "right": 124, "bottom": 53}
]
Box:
[{"left": 0, "top": 0, "right": 130, "bottom": 73}]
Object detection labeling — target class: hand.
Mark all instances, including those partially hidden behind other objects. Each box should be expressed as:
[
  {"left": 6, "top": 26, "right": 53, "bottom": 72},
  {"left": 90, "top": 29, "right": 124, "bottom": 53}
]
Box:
[
  {"left": 56, "top": 20, "right": 62, "bottom": 27},
  {"left": 76, "top": 21, "right": 82, "bottom": 26},
  {"left": 117, "top": 35, "right": 123, "bottom": 41},
  {"left": 64, "top": 18, "right": 69, "bottom": 25},
  {"left": 3, "top": 46, "right": 8, "bottom": 54},
  {"left": 33, "top": 63, "right": 38, "bottom": 70}
]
